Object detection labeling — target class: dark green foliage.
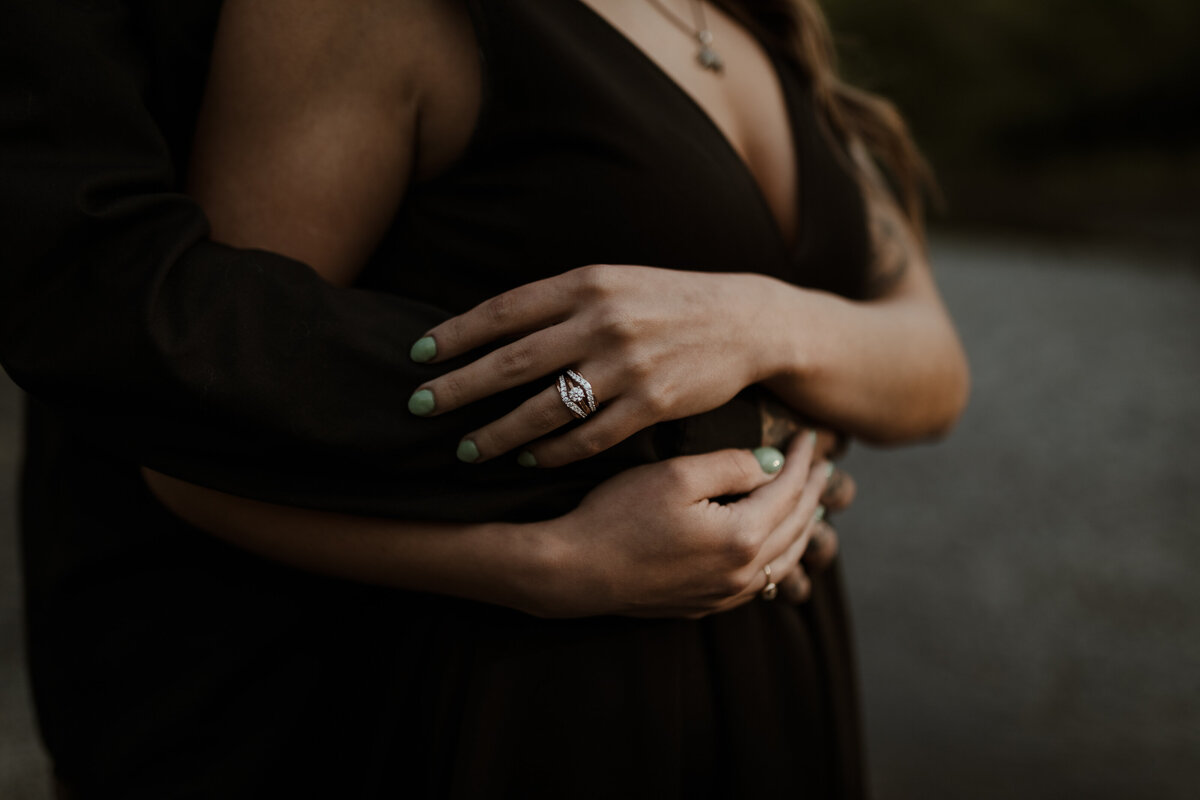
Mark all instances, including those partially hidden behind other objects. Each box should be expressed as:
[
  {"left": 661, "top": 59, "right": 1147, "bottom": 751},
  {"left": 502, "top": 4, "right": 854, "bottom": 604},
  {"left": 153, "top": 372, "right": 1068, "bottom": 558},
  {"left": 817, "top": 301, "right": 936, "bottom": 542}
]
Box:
[{"left": 822, "top": 0, "right": 1200, "bottom": 243}]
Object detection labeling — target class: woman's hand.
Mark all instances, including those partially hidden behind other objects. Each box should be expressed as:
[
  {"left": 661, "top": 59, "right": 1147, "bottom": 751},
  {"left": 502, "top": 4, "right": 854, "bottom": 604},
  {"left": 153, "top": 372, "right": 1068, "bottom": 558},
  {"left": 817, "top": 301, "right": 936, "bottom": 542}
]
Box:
[
  {"left": 143, "top": 429, "right": 838, "bottom": 619},
  {"left": 408, "top": 264, "right": 778, "bottom": 467},
  {"left": 521, "top": 430, "right": 831, "bottom": 619}
]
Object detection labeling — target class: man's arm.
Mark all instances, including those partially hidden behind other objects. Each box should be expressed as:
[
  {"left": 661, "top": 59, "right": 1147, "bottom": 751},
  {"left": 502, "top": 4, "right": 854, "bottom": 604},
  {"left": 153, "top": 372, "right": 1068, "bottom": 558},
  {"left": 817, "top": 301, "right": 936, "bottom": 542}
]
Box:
[{"left": 0, "top": 0, "right": 483, "bottom": 515}]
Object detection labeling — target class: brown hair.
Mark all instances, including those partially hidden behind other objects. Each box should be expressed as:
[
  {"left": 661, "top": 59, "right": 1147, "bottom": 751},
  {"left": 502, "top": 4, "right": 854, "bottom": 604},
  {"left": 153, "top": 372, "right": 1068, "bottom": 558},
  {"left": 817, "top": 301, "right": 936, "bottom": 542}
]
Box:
[{"left": 716, "top": 0, "right": 935, "bottom": 234}]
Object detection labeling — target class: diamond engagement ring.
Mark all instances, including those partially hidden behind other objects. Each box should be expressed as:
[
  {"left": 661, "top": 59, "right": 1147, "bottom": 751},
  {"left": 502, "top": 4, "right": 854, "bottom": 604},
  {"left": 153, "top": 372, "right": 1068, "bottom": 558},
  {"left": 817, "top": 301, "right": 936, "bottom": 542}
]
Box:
[{"left": 556, "top": 369, "right": 598, "bottom": 419}]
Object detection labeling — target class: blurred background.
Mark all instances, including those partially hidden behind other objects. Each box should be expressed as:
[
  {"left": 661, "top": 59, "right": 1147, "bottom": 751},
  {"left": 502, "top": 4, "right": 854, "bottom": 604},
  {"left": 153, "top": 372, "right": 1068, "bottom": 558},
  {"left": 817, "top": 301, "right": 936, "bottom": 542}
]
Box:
[
  {"left": 827, "top": 0, "right": 1200, "bottom": 254},
  {"left": 823, "top": 0, "right": 1200, "bottom": 795},
  {"left": 2, "top": 0, "right": 1197, "bottom": 797}
]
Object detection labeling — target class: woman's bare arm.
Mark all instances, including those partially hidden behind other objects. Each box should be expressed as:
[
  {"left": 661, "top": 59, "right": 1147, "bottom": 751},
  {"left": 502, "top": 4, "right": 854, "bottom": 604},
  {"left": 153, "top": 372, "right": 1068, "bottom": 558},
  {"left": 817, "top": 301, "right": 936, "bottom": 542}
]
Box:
[
  {"left": 143, "top": 466, "right": 545, "bottom": 607},
  {"left": 401, "top": 184, "right": 967, "bottom": 465},
  {"left": 396, "top": 144, "right": 965, "bottom": 466},
  {"left": 756, "top": 142, "right": 970, "bottom": 444},
  {"left": 188, "top": 0, "right": 479, "bottom": 285},
  {"left": 144, "top": 436, "right": 833, "bottom": 619}
]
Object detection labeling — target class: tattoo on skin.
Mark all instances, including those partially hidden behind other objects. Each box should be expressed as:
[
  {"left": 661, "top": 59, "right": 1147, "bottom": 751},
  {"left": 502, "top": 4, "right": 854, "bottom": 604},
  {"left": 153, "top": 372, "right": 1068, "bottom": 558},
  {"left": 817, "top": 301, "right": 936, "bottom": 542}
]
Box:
[
  {"left": 847, "top": 139, "right": 918, "bottom": 300},
  {"left": 864, "top": 191, "right": 914, "bottom": 298},
  {"left": 757, "top": 392, "right": 850, "bottom": 460},
  {"left": 758, "top": 394, "right": 806, "bottom": 450}
]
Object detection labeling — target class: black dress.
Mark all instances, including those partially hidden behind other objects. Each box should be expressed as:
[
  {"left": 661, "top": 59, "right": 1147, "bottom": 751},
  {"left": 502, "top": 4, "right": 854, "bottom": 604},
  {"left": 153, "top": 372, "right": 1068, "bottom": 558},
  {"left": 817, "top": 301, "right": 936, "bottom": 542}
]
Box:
[{"left": 8, "top": 1, "right": 871, "bottom": 797}]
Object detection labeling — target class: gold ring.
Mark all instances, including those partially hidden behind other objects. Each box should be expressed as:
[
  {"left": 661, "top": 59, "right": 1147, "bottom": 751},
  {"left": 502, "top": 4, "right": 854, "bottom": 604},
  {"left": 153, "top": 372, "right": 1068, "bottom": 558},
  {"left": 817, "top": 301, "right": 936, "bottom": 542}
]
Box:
[{"left": 760, "top": 564, "right": 778, "bottom": 601}]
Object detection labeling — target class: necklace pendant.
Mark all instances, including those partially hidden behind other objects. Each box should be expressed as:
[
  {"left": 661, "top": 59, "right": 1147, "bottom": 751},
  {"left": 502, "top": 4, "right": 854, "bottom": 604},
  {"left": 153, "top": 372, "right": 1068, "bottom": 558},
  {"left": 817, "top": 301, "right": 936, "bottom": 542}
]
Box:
[
  {"left": 695, "top": 30, "right": 723, "bottom": 74},
  {"left": 697, "top": 44, "right": 724, "bottom": 73}
]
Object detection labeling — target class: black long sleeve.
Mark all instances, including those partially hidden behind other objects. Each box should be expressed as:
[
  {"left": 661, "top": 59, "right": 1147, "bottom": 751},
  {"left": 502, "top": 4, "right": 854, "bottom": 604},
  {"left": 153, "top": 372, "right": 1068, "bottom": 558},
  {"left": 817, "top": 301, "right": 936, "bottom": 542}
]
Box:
[
  {"left": 1, "top": 0, "right": 670, "bottom": 523},
  {"left": 0, "top": 0, "right": 512, "bottom": 516}
]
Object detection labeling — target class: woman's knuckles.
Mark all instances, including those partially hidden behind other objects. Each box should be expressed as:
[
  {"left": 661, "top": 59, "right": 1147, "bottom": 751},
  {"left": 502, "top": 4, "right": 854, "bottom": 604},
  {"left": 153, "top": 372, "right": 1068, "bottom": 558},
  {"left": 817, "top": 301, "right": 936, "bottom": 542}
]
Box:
[
  {"left": 530, "top": 394, "right": 565, "bottom": 431},
  {"left": 781, "top": 572, "right": 812, "bottom": 603},
  {"left": 495, "top": 342, "right": 534, "bottom": 379},
  {"left": 482, "top": 288, "right": 519, "bottom": 328},
  {"left": 724, "top": 529, "right": 762, "bottom": 568},
  {"left": 805, "top": 522, "right": 840, "bottom": 566},
  {"left": 565, "top": 429, "right": 607, "bottom": 460},
  {"left": 428, "top": 372, "right": 467, "bottom": 411},
  {"left": 701, "top": 451, "right": 765, "bottom": 499},
  {"left": 575, "top": 263, "right": 624, "bottom": 298},
  {"left": 625, "top": 352, "right": 657, "bottom": 381},
  {"left": 636, "top": 385, "right": 672, "bottom": 418},
  {"left": 653, "top": 457, "right": 697, "bottom": 495},
  {"left": 711, "top": 571, "right": 749, "bottom": 599},
  {"left": 594, "top": 303, "right": 640, "bottom": 342},
  {"left": 821, "top": 469, "right": 856, "bottom": 510}
]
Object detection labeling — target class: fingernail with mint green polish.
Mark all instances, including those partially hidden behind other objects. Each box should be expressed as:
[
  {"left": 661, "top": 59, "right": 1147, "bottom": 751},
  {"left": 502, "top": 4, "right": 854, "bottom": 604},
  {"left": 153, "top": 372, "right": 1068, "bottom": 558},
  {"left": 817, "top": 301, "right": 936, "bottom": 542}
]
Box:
[
  {"left": 806, "top": 430, "right": 818, "bottom": 448},
  {"left": 753, "top": 446, "right": 785, "bottom": 475},
  {"left": 408, "top": 388, "right": 435, "bottom": 416},
  {"left": 517, "top": 450, "right": 538, "bottom": 468},
  {"left": 824, "top": 461, "right": 836, "bottom": 480},
  {"left": 409, "top": 336, "right": 437, "bottom": 363},
  {"left": 815, "top": 504, "right": 826, "bottom": 522},
  {"left": 456, "top": 439, "right": 480, "bottom": 463}
]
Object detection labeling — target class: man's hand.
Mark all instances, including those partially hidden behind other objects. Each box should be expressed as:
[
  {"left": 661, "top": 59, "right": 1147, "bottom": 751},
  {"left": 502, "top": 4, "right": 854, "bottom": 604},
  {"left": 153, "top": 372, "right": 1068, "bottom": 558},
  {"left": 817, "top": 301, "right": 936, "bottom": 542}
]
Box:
[{"left": 757, "top": 398, "right": 856, "bottom": 603}]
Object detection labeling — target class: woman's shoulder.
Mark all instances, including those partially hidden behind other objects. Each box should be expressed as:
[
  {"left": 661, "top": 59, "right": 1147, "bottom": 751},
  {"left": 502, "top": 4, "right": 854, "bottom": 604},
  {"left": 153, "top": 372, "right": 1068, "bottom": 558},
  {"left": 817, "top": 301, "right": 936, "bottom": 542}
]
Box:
[
  {"left": 218, "top": 0, "right": 481, "bottom": 181},
  {"left": 193, "top": 0, "right": 481, "bottom": 282}
]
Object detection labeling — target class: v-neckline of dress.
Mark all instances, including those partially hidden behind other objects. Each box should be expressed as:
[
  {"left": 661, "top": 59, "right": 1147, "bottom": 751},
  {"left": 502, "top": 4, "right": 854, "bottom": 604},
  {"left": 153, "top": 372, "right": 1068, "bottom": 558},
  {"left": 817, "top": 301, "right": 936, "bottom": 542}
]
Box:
[{"left": 565, "top": 0, "right": 807, "bottom": 266}]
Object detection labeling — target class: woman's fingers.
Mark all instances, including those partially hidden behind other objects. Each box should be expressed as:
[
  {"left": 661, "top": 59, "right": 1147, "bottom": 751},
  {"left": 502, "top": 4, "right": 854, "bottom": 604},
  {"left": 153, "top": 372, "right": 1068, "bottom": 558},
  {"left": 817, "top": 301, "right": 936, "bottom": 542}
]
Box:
[
  {"left": 610, "top": 442, "right": 828, "bottom": 619},
  {"left": 410, "top": 323, "right": 585, "bottom": 416},
  {"left": 664, "top": 447, "right": 786, "bottom": 503},
  {"left": 462, "top": 388, "right": 642, "bottom": 466},
  {"left": 710, "top": 494, "right": 824, "bottom": 614},
  {"left": 801, "top": 520, "right": 840, "bottom": 571},
  {"left": 820, "top": 466, "right": 856, "bottom": 512},
  {"left": 779, "top": 569, "right": 813, "bottom": 603},
  {"left": 764, "top": 517, "right": 814, "bottom": 589},
  {"left": 753, "top": 464, "right": 828, "bottom": 574},
  {"left": 779, "top": 521, "right": 840, "bottom": 604},
  {"left": 753, "top": 499, "right": 825, "bottom": 606},
  {"left": 415, "top": 268, "right": 603, "bottom": 363},
  {"left": 523, "top": 398, "right": 650, "bottom": 467},
  {"left": 699, "top": 440, "right": 827, "bottom": 615},
  {"left": 456, "top": 383, "right": 575, "bottom": 463},
  {"left": 736, "top": 431, "right": 819, "bottom": 533}
]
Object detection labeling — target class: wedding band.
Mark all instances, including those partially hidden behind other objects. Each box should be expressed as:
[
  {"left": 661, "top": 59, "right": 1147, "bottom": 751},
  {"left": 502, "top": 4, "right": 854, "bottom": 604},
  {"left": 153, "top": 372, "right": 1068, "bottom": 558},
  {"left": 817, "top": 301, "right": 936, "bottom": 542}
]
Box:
[
  {"left": 556, "top": 369, "right": 597, "bottom": 419},
  {"left": 760, "top": 564, "right": 778, "bottom": 601}
]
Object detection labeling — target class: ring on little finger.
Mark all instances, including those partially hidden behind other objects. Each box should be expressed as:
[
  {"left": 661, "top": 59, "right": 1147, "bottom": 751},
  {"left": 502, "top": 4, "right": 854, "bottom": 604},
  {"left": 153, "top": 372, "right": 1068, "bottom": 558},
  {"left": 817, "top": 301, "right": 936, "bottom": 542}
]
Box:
[{"left": 760, "top": 564, "right": 778, "bottom": 601}]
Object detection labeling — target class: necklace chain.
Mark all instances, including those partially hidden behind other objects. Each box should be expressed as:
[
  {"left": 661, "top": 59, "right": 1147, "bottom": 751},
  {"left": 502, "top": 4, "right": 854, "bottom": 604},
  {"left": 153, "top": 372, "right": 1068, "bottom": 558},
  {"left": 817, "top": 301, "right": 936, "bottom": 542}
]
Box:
[{"left": 644, "top": 0, "right": 725, "bottom": 74}]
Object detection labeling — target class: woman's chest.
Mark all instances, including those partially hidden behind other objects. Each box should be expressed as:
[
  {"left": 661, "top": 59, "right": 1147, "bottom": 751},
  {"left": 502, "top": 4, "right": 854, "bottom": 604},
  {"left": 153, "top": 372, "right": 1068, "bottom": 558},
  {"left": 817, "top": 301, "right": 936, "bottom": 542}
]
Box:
[
  {"left": 414, "top": 0, "right": 798, "bottom": 239},
  {"left": 364, "top": 0, "right": 871, "bottom": 308}
]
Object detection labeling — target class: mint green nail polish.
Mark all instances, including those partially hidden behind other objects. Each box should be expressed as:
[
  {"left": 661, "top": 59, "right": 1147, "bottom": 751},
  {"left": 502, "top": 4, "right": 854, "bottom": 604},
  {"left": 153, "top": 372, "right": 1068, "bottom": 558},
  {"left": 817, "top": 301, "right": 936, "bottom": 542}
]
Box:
[
  {"left": 408, "top": 389, "right": 435, "bottom": 416},
  {"left": 409, "top": 336, "right": 437, "bottom": 363},
  {"left": 456, "top": 439, "right": 480, "bottom": 463},
  {"left": 753, "top": 446, "right": 785, "bottom": 475},
  {"left": 823, "top": 461, "right": 836, "bottom": 480},
  {"left": 815, "top": 504, "right": 826, "bottom": 522},
  {"left": 806, "top": 430, "right": 818, "bottom": 448},
  {"left": 517, "top": 450, "right": 538, "bottom": 468}
]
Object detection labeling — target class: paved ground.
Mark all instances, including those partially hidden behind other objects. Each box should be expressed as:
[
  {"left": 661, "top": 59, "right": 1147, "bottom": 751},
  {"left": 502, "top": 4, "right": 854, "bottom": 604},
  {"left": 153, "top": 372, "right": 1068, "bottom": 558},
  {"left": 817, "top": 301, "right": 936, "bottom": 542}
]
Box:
[
  {"left": 1, "top": 235, "right": 1197, "bottom": 798},
  {"left": 839, "top": 236, "right": 1200, "bottom": 798}
]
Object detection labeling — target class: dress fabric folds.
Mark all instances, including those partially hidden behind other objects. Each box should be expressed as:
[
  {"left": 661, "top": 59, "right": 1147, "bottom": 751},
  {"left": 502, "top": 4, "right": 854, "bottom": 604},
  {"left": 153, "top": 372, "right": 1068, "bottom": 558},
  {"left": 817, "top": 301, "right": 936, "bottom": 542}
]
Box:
[{"left": 9, "top": 0, "right": 872, "bottom": 797}]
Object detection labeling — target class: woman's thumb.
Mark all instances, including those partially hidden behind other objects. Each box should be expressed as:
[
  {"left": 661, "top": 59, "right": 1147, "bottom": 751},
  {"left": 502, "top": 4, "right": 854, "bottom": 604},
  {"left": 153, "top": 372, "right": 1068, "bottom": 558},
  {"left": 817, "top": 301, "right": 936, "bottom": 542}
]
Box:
[{"left": 677, "top": 446, "right": 784, "bottom": 501}]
